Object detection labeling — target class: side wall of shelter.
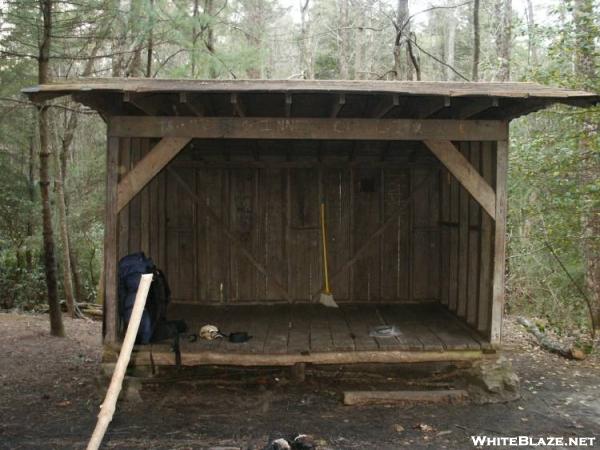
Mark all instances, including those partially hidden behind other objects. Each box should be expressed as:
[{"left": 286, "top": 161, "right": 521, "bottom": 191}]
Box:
[{"left": 438, "top": 142, "right": 496, "bottom": 337}]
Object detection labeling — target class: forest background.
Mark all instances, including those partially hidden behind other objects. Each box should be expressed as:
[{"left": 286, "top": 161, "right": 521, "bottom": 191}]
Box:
[{"left": 0, "top": 0, "right": 598, "bottom": 338}]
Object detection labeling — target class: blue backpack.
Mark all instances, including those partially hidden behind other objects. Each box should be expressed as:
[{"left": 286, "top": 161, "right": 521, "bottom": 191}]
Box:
[{"left": 118, "top": 252, "right": 165, "bottom": 344}]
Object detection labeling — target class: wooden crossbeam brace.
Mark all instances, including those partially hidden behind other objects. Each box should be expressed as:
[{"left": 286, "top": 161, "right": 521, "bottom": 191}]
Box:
[
  {"left": 457, "top": 97, "right": 499, "bottom": 119},
  {"left": 418, "top": 96, "right": 451, "bottom": 118},
  {"left": 123, "top": 92, "right": 160, "bottom": 116},
  {"left": 423, "top": 140, "right": 496, "bottom": 220},
  {"left": 371, "top": 94, "right": 400, "bottom": 118},
  {"left": 167, "top": 167, "right": 292, "bottom": 302},
  {"left": 179, "top": 92, "right": 205, "bottom": 116},
  {"left": 117, "top": 137, "right": 191, "bottom": 212}
]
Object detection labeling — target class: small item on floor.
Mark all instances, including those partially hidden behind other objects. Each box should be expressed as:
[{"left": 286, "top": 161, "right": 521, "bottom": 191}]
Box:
[
  {"left": 199, "top": 325, "right": 225, "bottom": 340},
  {"left": 228, "top": 331, "right": 252, "bottom": 343},
  {"left": 369, "top": 325, "right": 402, "bottom": 338}
]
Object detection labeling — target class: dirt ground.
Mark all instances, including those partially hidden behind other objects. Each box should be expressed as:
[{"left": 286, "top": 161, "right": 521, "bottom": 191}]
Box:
[{"left": 1, "top": 311, "right": 599, "bottom": 450}]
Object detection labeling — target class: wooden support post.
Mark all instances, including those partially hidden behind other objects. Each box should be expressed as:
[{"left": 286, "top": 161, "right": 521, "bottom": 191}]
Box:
[
  {"left": 103, "top": 136, "right": 119, "bottom": 344},
  {"left": 290, "top": 363, "right": 306, "bottom": 383},
  {"left": 490, "top": 140, "right": 508, "bottom": 345},
  {"left": 117, "top": 137, "right": 191, "bottom": 212},
  {"left": 423, "top": 140, "right": 496, "bottom": 220}
]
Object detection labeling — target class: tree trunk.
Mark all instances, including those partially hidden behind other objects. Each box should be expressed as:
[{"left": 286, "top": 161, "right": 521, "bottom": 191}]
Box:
[
  {"left": 393, "top": 0, "right": 411, "bottom": 80},
  {"left": 573, "top": 0, "right": 600, "bottom": 332},
  {"left": 444, "top": 10, "right": 457, "bottom": 80},
  {"left": 495, "top": 0, "right": 512, "bottom": 81},
  {"left": 191, "top": 0, "right": 200, "bottom": 78},
  {"left": 337, "top": 0, "right": 350, "bottom": 79},
  {"left": 525, "top": 0, "right": 538, "bottom": 66},
  {"left": 38, "top": 0, "right": 65, "bottom": 337},
  {"left": 111, "top": 0, "right": 128, "bottom": 77},
  {"left": 54, "top": 38, "right": 100, "bottom": 318},
  {"left": 146, "top": 0, "right": 154, "bottom": 78},
  {"left": 26, "top": 131, "right": 35, "bottom": 270},
  {"left": 299, "top": 0, "right": 313, "bottom": 79},
  {"left": 54, "top": 132, "right": 76, "bottom": 318},
  {"left": 204, "top": 0, "right": 217, "bottom": 79},
  {"left": 472, "top": 0, "right": 480, "bottom": 81},
  {"left": 355, "top": 27, "right": 364, "bottom": 80}
]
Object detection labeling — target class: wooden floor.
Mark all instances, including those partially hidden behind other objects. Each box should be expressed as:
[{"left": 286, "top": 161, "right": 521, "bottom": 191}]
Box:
[{"left": 128, "top": 303, "right": 492, "bottom": 367}]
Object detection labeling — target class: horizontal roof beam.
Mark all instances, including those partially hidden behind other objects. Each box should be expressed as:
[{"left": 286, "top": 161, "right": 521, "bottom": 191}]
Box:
[{"left": 108, "top": 116, "right": 508, "bottom": 141}]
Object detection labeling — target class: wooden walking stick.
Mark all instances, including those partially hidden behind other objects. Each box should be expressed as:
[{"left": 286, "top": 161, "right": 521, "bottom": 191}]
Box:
[{"left": 87, "top": 273, "right": 153, "bottom": 450}]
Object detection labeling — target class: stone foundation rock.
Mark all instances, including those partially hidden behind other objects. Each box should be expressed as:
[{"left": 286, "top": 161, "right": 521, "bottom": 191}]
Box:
[{"left": 466, "top": 356, "right": 520, "bottom": 404}]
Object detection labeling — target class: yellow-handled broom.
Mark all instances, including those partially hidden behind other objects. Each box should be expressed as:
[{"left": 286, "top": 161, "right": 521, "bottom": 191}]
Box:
[{"left": 319, "top": 202, "right": 338, "bottom": 308}]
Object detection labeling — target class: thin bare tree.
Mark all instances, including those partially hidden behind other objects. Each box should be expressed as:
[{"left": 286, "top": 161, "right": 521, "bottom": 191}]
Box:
[
  {"left": 495, "top": 0, "right": 512, "bottom": 81},
  {"left": 472, "top": 0, "right": 480, "bottom": 80},
  {"left": 38, "top": 0, "right": 65, "bottom": 337}
]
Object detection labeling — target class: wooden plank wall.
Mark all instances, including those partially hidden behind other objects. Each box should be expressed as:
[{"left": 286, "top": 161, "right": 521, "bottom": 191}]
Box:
[
  {"left": 117, "top": 139, "right": 444, "bottom": 305},
  {"left": 439, "top": 141, "right": 496, "bottom": 337}
]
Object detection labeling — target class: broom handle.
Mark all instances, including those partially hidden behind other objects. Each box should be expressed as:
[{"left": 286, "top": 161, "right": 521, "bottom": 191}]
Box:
[
  {"left": 320, "top": 203, "right": 331, "bottom": 294},
  {"left": 87, "top": 273, "right": 153, "bottom": 450}
]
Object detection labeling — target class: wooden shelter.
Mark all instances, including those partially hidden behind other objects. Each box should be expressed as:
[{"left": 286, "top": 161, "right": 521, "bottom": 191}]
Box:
[{"left": 24, "top": 79, "right": 599, "bottom": 367}]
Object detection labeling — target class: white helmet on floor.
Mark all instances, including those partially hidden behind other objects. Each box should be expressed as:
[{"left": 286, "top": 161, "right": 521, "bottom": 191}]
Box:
[{"left": 199, "top": 324, "right": 222, "bottom": 340}]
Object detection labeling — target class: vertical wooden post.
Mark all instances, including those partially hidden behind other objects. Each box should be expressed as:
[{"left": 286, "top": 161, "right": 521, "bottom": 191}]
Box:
[
  {"left": 490, "top": 139, "right": 508, "bottom": 345},
  {"left": 104, "top": 134, "right": 120, "bottom": 344}
]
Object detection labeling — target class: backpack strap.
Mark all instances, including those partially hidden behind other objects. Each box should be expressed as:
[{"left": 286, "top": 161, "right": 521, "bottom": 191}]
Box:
[{"left": 172, "top": 333, "right": 181, "bottom": 370}]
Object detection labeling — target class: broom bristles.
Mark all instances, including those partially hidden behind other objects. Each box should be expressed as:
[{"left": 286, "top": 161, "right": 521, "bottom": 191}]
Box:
[{"left": 319, "top": 292, "right": 338, "bottom": 308}]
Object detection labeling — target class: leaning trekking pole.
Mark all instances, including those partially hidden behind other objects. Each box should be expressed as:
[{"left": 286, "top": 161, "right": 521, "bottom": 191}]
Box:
[{"left": 87, "top": 273, "right": 153, "bottom": 450}]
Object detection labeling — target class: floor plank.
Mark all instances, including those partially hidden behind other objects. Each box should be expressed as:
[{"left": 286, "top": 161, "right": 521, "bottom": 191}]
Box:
[
  {"left": 307, "top": 305, "right": 335, "bottom": 352},
  {"left": 263, "top": 305, "right": 290, "bottom": 354},
  {"left": 328, "top": 307, "right": 356, "bottom": 351},
  {"left": 287, "top": 305, "right": 311, "bottom": 354},
  {"left": 376, "top": 305, "right": 424, "bottom": 351},
  {"left": 342, "top": 305, "right": 380, "bottom": 351}
]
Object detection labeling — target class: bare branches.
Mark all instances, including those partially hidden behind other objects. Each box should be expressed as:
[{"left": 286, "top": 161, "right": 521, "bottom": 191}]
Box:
[
  {"left": 407, "top": 36, "right": 470, "bottom": 81},
  {"left": 0, "top": 97, "right": 96, "bottom": 115}
]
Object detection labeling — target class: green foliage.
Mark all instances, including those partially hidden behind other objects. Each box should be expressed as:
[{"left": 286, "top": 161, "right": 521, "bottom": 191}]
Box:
[
  {"left": 0, "top": 256, "right": 47, "bottom": 310},
  {"left": 507, "top": 0, "right": 599, "bottom": 332}
]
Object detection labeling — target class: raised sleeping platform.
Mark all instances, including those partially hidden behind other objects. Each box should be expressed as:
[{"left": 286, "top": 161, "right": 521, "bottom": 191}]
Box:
[{"left": 129, "top": 303, "right": 491, "bottom": 367}]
